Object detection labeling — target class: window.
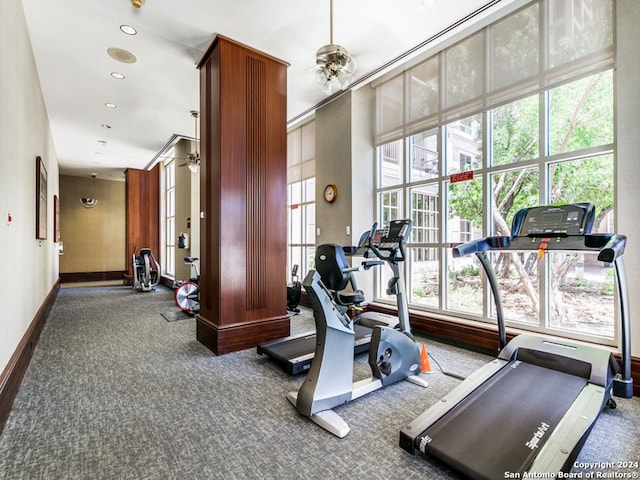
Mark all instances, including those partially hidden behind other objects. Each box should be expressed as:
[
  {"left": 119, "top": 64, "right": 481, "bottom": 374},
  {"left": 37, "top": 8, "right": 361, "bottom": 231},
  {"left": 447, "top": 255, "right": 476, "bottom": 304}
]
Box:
[
  {"left": 164, "top": 157, "right": 176, "bottom": 277},
  {"left": 287, "top": 121, "right": 316, "bottom": 281},
  {"left": 374, "top": 0, "right": 615, "bottom": 344}
]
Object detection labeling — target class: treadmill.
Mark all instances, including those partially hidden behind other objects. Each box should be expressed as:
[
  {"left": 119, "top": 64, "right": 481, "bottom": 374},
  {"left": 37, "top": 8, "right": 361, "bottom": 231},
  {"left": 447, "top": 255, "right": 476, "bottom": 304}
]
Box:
[
  {"left": 258, "top": 235, "right": 398, "bottom": 375},
  {"left": 400, "top": 203, "right": 633, "bottom": 479}
]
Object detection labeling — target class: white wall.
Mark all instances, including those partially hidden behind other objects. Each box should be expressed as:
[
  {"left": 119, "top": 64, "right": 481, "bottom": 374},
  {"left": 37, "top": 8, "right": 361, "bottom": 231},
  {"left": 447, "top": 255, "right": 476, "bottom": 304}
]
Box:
[
  {"left": 615, "top": 0, "right": 640, "bottom": 358},
  {"left": 0, "top": 0, "right": 59, "bottom": 372}
]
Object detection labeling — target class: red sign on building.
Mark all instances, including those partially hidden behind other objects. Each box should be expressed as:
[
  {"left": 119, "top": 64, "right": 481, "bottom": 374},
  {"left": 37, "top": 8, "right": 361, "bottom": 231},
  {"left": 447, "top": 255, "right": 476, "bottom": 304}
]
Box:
[{"left": 450, "top": 171, "right": 474, "bottom": 183}]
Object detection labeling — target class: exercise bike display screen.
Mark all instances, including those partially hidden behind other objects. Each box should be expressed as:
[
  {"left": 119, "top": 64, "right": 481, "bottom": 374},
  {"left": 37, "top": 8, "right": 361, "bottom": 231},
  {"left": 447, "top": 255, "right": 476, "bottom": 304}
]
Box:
[{"left": 377, "top": 219, "right": 411, "bottom": 250}]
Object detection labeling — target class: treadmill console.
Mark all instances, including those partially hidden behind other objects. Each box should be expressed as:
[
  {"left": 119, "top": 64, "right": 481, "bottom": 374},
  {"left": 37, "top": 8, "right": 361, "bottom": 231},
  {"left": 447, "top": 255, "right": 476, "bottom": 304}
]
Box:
[{"left": 512, "top": 203, "right": 594, "bottom": 237}]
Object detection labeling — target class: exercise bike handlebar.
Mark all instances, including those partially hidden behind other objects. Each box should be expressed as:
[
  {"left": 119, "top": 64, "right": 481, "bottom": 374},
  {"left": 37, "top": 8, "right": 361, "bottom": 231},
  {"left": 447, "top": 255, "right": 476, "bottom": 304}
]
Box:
[{"left": 367, "top": 222, "right": 408, "bottom": 263}]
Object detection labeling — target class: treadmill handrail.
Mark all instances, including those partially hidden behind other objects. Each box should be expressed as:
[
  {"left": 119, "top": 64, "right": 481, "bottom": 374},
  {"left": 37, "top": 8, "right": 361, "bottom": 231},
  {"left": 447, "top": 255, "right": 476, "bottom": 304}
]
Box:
[
  {"left": 597, "top": 233, "right": 626, "bottom": 263},
  {"left": 453, "top": 230, "right": 632, "bottom": 396}
]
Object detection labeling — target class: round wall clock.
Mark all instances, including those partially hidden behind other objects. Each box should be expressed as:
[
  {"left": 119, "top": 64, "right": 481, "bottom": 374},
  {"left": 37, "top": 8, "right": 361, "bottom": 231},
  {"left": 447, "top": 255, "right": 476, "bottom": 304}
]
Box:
[{"left": 323, "top": 183, "right": 338, "bottom": 203}]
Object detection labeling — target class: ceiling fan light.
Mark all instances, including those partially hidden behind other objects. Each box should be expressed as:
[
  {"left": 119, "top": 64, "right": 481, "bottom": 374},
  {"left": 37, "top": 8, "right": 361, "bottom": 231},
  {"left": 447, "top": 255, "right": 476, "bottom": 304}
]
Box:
[
  {"left": 321, "top": 78, "right": 337, "bottom": 96},
  {"left": 315, "top": 66, "right": 330, "bottom": 85},
  {"left": 314, "top": 43, "right": 355, "bottom": 95},
  {"left": 337, "top": 71, "right": 351, "bottom": 90}
]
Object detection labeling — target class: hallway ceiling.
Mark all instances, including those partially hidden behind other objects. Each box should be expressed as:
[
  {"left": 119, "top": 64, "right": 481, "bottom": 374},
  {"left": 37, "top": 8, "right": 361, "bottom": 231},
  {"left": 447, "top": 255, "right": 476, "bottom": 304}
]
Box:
[{"left": 21, "top": 0, "right": 513, "bottom": 180}]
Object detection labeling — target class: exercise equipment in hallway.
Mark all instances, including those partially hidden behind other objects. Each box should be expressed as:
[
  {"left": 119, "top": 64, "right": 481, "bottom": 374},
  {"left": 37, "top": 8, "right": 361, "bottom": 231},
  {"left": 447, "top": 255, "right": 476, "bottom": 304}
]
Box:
[
  {"left": 132, "top": 247, "right": 160, "bottom": 292},
  {"left": 174, "top": 257, "right": 200, "bottom": 314},
  {"left": 257, "top": 233, "right": 398, "bottom": 375},
  {"left": 287, "top": 219, "right": 429, "bottom": 438}
]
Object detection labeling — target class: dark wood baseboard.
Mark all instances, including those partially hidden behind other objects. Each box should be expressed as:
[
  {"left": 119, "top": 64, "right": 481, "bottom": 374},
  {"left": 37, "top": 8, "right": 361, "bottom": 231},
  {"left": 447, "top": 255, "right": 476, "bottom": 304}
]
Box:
[
  {"left": 60, "top": 271, "right": 125, "bottom": 284},
  {"left": 196, "top": 315, "right": 290, "bottom": 356},
  {"left": 0, "top": 281, "right": 60, "bottom": 434},
  {"left": 368, "top": 303, "right": 639, "bottom": 397}
]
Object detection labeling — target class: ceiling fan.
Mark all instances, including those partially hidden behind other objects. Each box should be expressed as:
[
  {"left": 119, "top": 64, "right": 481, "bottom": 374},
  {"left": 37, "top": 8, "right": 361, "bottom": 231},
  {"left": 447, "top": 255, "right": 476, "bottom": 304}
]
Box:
[{"left": 177, "top": 110, "right": 200, "bottom": 173}]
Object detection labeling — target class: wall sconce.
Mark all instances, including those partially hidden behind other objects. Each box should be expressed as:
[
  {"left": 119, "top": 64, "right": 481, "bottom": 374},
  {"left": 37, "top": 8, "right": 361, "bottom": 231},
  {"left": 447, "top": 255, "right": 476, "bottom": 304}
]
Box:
[{"left": 80, "top": 173, "right": 98, "bottom": 208}]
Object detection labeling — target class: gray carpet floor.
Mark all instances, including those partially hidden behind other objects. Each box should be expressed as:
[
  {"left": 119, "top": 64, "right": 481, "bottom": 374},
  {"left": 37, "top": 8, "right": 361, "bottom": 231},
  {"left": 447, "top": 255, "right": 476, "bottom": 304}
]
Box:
[{"left": 0, "top": 285, "right": 638, "bottom": 479}]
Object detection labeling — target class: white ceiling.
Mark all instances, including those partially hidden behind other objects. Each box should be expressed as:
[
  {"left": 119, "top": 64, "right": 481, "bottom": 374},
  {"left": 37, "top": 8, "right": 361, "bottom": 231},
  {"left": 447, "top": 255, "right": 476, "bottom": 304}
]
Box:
[{"left": 21, "top": 0, "right": 512, "bottom": 180}]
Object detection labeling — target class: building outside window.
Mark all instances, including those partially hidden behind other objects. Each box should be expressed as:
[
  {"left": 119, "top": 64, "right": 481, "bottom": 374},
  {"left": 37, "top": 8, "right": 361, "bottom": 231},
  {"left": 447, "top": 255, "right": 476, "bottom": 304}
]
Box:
[{"left": 374, "top": 0, "right": 615, "bottom": 344}]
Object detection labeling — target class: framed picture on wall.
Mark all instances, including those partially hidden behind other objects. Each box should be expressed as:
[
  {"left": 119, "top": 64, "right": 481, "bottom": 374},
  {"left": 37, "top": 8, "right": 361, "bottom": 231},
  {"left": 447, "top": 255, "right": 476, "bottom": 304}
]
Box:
[
  {"left": 53, "top": 194, "right": 60, "bottom": 242},
  {"left": 36, "top": 156, "right": 47, "bottom": 240}
]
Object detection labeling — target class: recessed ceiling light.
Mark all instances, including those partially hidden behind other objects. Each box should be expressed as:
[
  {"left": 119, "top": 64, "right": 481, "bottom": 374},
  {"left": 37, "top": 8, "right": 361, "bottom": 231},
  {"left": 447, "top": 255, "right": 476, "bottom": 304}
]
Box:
[
  {"left": 101, "top": 124, "right": 112, "bottom": 129},
  {"left": 107, "top": 47, "right": 137, "bottom": 64},
  {"left": 120, "top": 24, "right": 137, "bottom": 35},
  {"left": 105, "top": 103, "right": 117, "bottom": 108},
  {"left": 110, "top": 72, "right": 125, "bottom": 80}
]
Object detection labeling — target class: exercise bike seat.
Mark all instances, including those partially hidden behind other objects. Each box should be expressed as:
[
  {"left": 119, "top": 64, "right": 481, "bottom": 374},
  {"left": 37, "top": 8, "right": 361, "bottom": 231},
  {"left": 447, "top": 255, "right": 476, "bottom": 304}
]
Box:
[
  {"left": 315, "top": 244, "right": 365, "bottom": 306},
  {"left": 184, "top": 257, "right": 199, "bottom": 263}
]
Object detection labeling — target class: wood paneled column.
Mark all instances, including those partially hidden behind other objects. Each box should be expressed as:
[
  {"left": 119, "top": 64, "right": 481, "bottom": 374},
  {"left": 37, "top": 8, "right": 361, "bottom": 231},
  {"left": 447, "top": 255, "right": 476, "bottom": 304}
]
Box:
[
  {"left": 196, "top": 35, "right": 289, "bottom": 355},
  {"left": 124, "top": 166, "right": 160, "bottom": 285}
]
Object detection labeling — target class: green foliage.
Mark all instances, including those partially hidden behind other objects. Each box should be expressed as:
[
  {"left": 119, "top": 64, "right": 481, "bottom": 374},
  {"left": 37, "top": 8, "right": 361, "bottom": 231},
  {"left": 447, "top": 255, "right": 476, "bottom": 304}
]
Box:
[{"left": 449, "top": 70, "right": 613, "bottom": 234}]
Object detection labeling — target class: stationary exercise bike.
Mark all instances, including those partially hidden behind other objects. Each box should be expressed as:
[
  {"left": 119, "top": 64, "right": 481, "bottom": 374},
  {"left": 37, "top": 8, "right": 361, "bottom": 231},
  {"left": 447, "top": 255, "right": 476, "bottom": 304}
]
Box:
[
  {"left": 132, "top": 247, "right": 160, "bottom": 292},
  {"left": 174, "top": 257, "right": 200, "bottom": 314},
  {"left": 287, "top": 219, "right": 428, "bottom": 438},
  {"left": 286, "top": 264, "right": 302, "bottom": 314}
]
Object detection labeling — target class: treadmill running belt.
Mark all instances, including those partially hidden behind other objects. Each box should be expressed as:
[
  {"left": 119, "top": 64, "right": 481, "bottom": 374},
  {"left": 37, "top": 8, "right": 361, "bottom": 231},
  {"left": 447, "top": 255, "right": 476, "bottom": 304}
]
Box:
[
  {"left": 418, "top": 361, "right": 588, "bottom": 480},
  {"left": 258, "top": 324, "right": 373, "bottom": 374}
]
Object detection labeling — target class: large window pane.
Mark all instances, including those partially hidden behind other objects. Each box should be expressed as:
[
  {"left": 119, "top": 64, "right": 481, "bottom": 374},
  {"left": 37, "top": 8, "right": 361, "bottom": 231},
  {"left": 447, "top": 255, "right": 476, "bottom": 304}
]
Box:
[
  {"left": 445, "top": 31, "right": 484, "bottom": 108},
  {"left": 548, "top": 71, "right": 613, "bottom": 155},
  {"left": 549, "top": 155, "right": 613, "bottom": 209},
  {"left": 379, "top": 140, "right": 403, "bottom": 187},
  {"left": 547, "top": 155, "right": 614, "bottom": 337},
  {"left": 410, "top": 184, "right": 439, "bottom": 243},
  {"left": 303, "top": 177, "right": 315, "bottom": 202},
  {"left": 446, "top": 114, "right": 482, "bottom": 174},
  {"left": 289, "top": 182, "right": 302, "bottom": 205},
  {"left": 491, "top": 251, "right": 540, "bottom": 326},
  {"left": 491, "top": 168, "right": 539, "bottom": 235},
  {"left": 410, "top": 247, "right": 439, "bottom": 308},
  {"left": 446, "top": 248, "right": 483, "bottom": 315},
  {"left": 491, "top": 3, "right": 539, "bottom": 90},
  {"left": 446, "top": 177, "right": 483, "bottom": 316},
  {"left": 489, "top": 167, "right": 540, "bottom": 325},
  {"left": 491, "top": 95, "right": 539, "bottom": 166},
  {"left": 409, "top": 131, "right": 438, "bottom": 182},
  {"left": 410, "top": 57, "right": 439, "bottom": 121},
  {"left": 303, "top": 203, "right": 315, "bottom": 244},
  {"left": 447, "top": 177, "right": 483, "bottom": 242},
  {"left": 304, "top": 246, "right": 316, "bottom": 273},
  {"left": 289, "top": 204, "right": 301, "bottom": 244},
  {"left": 377, "top": 74, "right": 404, "bottom": 134},
  {"left": 549, "top": 0, "right": 613, "bottom": 69},
  {"left": 547, "top": 251, "right": 614, "bottom": 337},
  {"left": 379, "top": 190, "right": 401, "bottom": 224},
  {"left": 287, "top": 129, "right": 301, "bottom": 168}
]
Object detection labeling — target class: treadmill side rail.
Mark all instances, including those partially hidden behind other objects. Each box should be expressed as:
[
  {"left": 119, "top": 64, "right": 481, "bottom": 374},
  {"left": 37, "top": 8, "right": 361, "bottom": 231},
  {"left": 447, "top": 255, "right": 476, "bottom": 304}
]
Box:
[
  {"left": 399, "top": 358, "right": 508, "bottom": 454},
  {"left": 527, "top": 383, "right": 608, "bottom": 474}
]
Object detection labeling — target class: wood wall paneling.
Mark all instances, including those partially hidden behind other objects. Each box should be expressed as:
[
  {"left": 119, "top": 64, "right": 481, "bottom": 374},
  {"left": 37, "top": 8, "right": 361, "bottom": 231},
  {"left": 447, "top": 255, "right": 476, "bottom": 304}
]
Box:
[{"left": 125, "top": 167, "right": 160, "bottom": 284}]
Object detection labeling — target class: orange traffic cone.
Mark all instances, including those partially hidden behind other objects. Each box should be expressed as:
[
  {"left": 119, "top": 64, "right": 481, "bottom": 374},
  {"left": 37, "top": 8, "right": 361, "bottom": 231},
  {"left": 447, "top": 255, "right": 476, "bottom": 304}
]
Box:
[{"left": 420, "top": 343, "right": 433, "bottom": 374}]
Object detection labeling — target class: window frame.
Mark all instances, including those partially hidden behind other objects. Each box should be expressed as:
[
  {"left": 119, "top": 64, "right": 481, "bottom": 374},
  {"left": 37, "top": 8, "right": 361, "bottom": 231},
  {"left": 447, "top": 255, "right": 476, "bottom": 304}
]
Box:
[{"left": 373, "top": 0, "right": 617, "bottom": 347}]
